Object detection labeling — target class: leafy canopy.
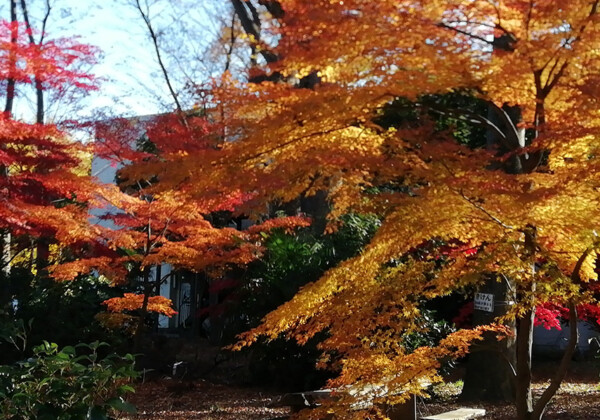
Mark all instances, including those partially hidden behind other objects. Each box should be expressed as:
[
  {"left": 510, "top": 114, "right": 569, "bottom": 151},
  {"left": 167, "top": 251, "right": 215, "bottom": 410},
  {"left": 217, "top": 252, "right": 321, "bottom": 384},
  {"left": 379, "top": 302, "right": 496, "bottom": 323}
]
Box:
[{"left": 163, "top": 0, "right": 600, "bottom": 411}]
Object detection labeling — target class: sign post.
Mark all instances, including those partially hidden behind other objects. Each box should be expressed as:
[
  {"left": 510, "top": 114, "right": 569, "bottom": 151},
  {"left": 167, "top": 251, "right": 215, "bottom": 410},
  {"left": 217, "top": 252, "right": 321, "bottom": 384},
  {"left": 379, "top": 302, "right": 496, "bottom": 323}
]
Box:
[{"left": 474, "top": 293, "right": 494, "bottom": 312}]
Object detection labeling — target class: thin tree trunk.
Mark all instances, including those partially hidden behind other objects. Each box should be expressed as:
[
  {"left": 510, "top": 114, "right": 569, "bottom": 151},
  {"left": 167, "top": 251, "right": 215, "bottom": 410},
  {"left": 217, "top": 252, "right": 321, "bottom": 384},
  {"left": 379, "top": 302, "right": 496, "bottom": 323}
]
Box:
[
  {"left": 462, "top": 27, "right": 544, "bottom": 401},
  {"left": 515, "top": 307, "right": 535, "bottom": 419},
  {"left": 515, "top": 231, "right": 537, "bottom": 419},
  {"left": 4, "top": 0, "right": 18, "bottom": 115},
  {"left": 134, "top": 267, "right": 152, "bottom": 353},
  {"left": 529, "top": 302, "right": 578, "bottom": 420},
  {"left": 231, "top": 0, "right": 278, "bottom": 64},
  {"left": 20, "top": 0, "right": 52, "bottom": 272},
  {"left": 1, "top": 0, "right": 18, "bottom": 305},
  {"left": 208, "top": 275, "right": 223, "bottom": 345},
  {"left": 462, "top": 100, "right": 522, "bottom": 402},
  {"left": 526, "top": 247, "right": 591, "bottom": 419},
  {"left": 188, "top": 272, "right": 198, "bottom": 338},
  {"left": 19, "top": 0, "right": 50, "bottom": 124},
  {"left": 152, "top": 264, "right": 161, "bottom": 332}
]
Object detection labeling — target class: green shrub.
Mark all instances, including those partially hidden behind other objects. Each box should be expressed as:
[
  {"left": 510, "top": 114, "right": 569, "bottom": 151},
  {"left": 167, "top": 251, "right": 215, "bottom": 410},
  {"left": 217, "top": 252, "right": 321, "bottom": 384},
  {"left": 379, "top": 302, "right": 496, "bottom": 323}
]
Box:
[
  {"left": 231, "top": 214, "right": 381, "bottom": 390},
  {"left": 13, "top": 275, "right": 129, "bottom": 355},
  {"left": 238, "top": 213, "right": 381, "bottom": 330},
  {"left": 0, "top": 341, "right": 138, "bottom": 420}
]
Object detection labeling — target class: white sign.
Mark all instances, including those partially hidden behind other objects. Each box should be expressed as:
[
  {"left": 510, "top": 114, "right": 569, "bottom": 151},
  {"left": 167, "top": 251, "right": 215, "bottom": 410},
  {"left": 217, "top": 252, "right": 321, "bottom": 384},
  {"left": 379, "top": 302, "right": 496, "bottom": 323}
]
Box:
[{"left": 474, "top": 293, "right": 494, "bottom": 312}]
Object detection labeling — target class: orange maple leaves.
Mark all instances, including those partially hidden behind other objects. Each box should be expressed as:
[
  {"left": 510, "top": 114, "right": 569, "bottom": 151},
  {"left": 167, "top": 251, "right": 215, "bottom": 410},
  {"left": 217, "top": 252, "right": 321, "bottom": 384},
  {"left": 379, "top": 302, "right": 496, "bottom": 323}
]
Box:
[
  {"left": 103, "top": 293, "right": 177, "bottom": 317},
  {"left": 198, "top": 1, "right": 600, "bottom": 415}
]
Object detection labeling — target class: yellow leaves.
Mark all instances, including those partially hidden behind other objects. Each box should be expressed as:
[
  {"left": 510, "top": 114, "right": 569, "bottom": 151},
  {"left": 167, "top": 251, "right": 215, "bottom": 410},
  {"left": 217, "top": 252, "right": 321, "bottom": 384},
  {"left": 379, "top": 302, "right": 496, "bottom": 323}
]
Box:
[
  {"left": 432, "top": 325, "right": 511, "bottom": 364},
  {"left": 296, "top": 325, "right": 510, "bottom": 419},
  {"left": 95, "top": 312, "right": 137, "bottom": 334},
  {"left": 546, "top": 135, "right": 600, "bottom": 170},
  {"left": 125, "top": 1, "right": 600, "bottom": 415}
]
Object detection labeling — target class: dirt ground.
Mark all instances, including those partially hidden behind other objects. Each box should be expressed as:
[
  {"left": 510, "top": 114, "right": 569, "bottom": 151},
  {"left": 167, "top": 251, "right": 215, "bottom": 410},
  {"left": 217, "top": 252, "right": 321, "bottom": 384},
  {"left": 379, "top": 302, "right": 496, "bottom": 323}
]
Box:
[
  {"left": 119, "top": 379, "right": 290, "bottom": 419},
  {"left": 424, "top": 360, "right": 600, "bottom": 419},
  {"left": 423, "top": 382, "right": 600, "bottom": 419},
  {"left": 119, "top": 360, "right": 600, "bottom": 419}
]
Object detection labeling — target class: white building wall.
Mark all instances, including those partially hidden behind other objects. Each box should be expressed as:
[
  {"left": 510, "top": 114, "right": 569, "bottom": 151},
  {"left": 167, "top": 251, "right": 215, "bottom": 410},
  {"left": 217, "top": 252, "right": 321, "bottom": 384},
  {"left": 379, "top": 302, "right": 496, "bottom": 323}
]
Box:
[
  {"left": 533, "top": 322, "right": 600, "bottom": 358},
  {"left": 91, "top": 131, "right": 174, "bottom": 330},
  {"left": 157, "top": 264, "right": 172, "bottom": 328}
]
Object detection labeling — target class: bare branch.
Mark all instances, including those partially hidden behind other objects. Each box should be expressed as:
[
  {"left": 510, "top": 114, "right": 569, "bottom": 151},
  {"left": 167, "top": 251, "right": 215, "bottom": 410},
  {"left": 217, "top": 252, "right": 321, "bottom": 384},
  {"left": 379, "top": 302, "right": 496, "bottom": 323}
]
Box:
[
  {"left": 134, "top": 0, "right": 184, "bottom": 113},
  {"left": 19, "top": 0, "right": 49, "bottom": 123},
  {"left": 231, "top": 0, "right": 278, "bottom": 63},
  {"left": 4, "top": 0, "right": 18, "bottom": 115},
  {"left": 224, "top": 10, "right": 236, "bottom": 73}
]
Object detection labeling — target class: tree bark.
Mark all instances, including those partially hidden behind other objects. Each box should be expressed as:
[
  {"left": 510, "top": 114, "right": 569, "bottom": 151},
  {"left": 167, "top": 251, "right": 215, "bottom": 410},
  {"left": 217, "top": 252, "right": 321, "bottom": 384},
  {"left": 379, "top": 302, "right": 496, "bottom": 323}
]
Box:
[
  {"left": 461, "top": 100, "right": 523, "bottom": 402},
  {"left": 300, "top": 190, "right": 329, "bottom": 235},
  {"left": 19, "top": 0, "right": 52, "bottom": 272},
  {"left": 231, "top": 0, "right": 278, "bottom": 64},
  {"left": 461, "top": 26, "right": 544, "bottom": 401},
  {"left": 526, "top": 247, "right": 590, "bottom": 419},
  {"left": 515, "top": 307, "right": 535, "bottom": 419},
  {"left": 461, "top": 275, "right": 517, "bottom": 401},
  {"left": 529, "top": 302, "right": 578, "bottom": 420}
]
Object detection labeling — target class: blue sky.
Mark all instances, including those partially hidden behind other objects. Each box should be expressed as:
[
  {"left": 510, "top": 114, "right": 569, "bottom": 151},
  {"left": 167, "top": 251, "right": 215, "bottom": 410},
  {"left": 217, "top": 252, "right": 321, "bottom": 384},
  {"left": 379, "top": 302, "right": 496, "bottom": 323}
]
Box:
[{"left": 3, "top": 0, "right": 222, "bottom": 120}]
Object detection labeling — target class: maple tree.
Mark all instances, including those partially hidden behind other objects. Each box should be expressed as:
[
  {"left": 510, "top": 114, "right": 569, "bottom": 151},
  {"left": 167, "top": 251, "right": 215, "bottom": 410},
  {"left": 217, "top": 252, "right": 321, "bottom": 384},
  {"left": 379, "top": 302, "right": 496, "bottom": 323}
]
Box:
[
  {"left": 120, "top": 1, "right": 600, "bottom": 419},
  {"left": 0, "top": 3, "right": 141, "bottom": 367},
  {"left": 6, "top": 0, "right": 600, "bottom": 418},
  {"left": 0, "top": 11, "right": 100, "bottom": 300},
  {"left": 73, "top": 111, "right": 312, "bottom": 349},
  {"left": 66, "top": 4, "right": 313, "bottom": 349}
]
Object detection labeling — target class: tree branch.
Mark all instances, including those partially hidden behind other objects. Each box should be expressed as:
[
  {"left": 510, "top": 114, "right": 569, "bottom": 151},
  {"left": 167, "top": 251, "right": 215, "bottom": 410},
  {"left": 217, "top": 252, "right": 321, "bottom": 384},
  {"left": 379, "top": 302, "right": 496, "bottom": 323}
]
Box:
[
  {"left": 223, "top": 11, "right": 237, "bottom": 73},
  {"left": 134, "top": 0, "right": 184, "bottom": 114},
  {"left": 439, "top": 161, "right": 515, "bottom": 230},
  {"left": 531, "top": 245, "right": 595, "bottom": 418},
  {"left": 231, "top": 0, "right": 278, "bottom": 63},
  {"left": 420, "top": 102, "right": 514, "bottom": 149},
  {"left": 4, "top": 0, "right": 18, "bottom": 115},
  {"left": 531, "top": 300, "right": 578, "bottom": 419},
  {"left": 457, "top": 188, "right": 515, "bottom": 230},
  {"left": 20, "top": 0, "right": 49, "bottom": 124}
]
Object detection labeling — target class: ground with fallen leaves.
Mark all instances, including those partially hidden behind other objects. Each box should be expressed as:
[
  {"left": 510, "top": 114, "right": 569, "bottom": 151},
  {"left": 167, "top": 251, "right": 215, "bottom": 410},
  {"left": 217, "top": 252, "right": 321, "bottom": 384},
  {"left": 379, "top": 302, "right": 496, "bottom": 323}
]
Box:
[
  {"left": 118, "top": 360, "right": 600, "bottom": 419},
  {"left": 119, "top": 379, "right": 290, "bottom": 420},
  {"left": 424, "top": 381, "right": 600, "bottom": 419}
]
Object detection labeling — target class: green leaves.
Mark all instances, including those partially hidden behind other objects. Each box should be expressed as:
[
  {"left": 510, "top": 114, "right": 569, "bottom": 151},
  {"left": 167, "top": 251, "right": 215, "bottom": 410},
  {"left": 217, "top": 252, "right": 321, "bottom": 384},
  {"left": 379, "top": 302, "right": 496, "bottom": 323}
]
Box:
[
  {"left": 0, "top": 342, "right": 138, "bottom": 420},
  {"left": 88, "top": 406, "right": 109, "bottom": 420},
  {"left": 105, "top": 397, "right": 137, "bottom": 413}
]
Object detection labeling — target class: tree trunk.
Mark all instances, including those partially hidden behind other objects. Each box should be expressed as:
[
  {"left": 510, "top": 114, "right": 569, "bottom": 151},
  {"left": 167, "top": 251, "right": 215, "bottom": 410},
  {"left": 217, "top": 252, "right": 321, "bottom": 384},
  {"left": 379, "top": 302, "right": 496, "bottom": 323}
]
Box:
[
  {"left": 134, "top": 267, "right": 151, "bottom": 353},
  {"left": 300, "top": 190, "right": 329, "bottom": 235},
  {"left": 528, "top": 276, "right": 582, "bottom": 420},
  {"left": 1, "top": 0, "right": 18, "bottom": 305},
  {"left": 20, "top": 0, "right": 52, "bottom": 272},
  {"left": 4, "top": 0, "right": 17, "bottom": 116},
  {"left": 461, "top": 275, "right": 517, "bottom": 401},
  {"left": 530, "top": 308, "right": 578, "bottom": 420},
  {"left": 20, "top": 0, "right": 48, "bottom": 125},
  {"left": 462, "top": 96, "right": 523, "bottom": 403},
  {"left": 515, "top": 307, "right": 535, "bottom": 419},
  {"left": 188, "top": 272, "right": 198, "bottom": 338},
  {"left": 0, "top": 234, "right": 11, "bottom": 309}
]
